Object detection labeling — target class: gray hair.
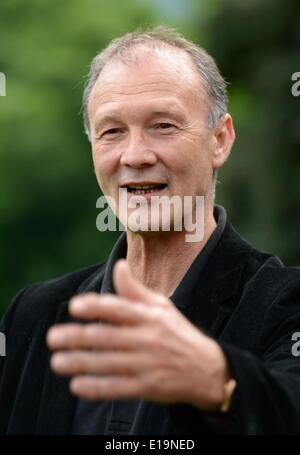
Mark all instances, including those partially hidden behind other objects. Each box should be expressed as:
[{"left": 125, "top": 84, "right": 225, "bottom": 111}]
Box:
[{"left": 82, "top": 26, "right": 228, "bottom": 140}]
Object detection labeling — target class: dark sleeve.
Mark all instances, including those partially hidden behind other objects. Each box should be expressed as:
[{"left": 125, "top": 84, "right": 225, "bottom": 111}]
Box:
[
  {"left": 0, "top": 285, "right": 37, "bottom": 434},
  {"left": 167, "top": 282, "right": 300, "bottom": 435},
  {"left": 0, "top": 285, "right": 32, "bottom": 370},
  {"left": 218, "top": 287, "right": 300, "bottom": 434}
]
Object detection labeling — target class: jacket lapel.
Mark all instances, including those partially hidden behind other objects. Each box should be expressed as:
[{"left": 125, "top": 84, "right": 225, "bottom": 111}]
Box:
[
  {"left": 189, "top": 265, "right": 243, "bottom": 338},
  {"left": 179, "top": 223, "right": 250, "bottom": 339}
]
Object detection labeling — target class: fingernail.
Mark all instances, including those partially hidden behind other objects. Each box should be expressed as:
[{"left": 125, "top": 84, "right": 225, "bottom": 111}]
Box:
[
  {"left": 48, "top": 329, "right": 65, "bottom": 344},
  {"left": 70, "top": 298, "right": 86, "bottom": 312},
  {"left": 51, "top": 353, "right": 66, "bottom": 370}
]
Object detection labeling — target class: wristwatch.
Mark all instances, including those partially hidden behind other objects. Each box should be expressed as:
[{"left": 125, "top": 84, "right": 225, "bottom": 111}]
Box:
[{"left": 220, "top": 378, "right": 237, "bottom": 413}]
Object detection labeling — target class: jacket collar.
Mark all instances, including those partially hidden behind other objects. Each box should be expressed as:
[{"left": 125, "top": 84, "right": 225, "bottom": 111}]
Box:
[{"left": 176, "top": 220, "right": 251, "bottom": 338}]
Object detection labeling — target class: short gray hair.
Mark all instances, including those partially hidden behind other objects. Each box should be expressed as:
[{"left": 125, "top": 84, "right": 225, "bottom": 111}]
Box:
[{"left": 82, "top": 26, "right": 228, "bottom": 140}]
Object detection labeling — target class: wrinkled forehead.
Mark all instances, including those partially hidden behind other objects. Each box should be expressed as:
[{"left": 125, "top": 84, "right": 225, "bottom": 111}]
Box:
[
  {"left": 89, "top": 45, "right": 209, "bottom": 110},
  {"left": 109, "top": 44, "right": 198, "bottom": 76}
]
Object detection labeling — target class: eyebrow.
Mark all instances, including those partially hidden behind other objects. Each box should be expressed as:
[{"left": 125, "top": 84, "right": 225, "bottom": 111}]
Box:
[
  {"left": 93, "top": 114, "right": 121, "bottom": 132},
  {"left": 93, "top": 105, "right": 187, "bottom": 132}
]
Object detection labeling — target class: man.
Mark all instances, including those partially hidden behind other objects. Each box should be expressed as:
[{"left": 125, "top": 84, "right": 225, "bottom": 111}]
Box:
[{"left": 1, "top": 26, "right": 300, "bottom": 435}]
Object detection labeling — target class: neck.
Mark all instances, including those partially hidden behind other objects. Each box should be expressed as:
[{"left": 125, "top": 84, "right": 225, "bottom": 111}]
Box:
[{"left": 126, "top": 204, "right": 217, "bottom": 297}]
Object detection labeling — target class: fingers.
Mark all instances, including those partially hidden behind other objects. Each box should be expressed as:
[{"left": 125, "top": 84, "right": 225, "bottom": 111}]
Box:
[
  {"left": 47, "top": 322, "right": 143, "bottom": 351},
  {"left": 68, "top": 293, "right": 146, "bottom": 324},
  {"left": 113, "top": 259, "right": 167, "bottom": 306},
  {"left": 113, "top": 259, "right": 149, "bottom": 302},
  {"left": 69, "top": 375, "right": 145, "bottom": 401},
  {"left": 46, "top": 266, "right": 177, "bottom": 404},
  {"left": 50, "top": 350, "right": 150, "bottom": 376}
]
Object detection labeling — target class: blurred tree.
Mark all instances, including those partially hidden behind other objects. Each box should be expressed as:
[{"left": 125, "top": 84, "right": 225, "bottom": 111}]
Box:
[
  {"left": 190, "top": 0, "right": 300, "bottom": 264},
  {"left": 0, "top": 0, "right": 155, "bottom": 314},
  {"left": 1, "top": 0, "right": 299, "bottom": 317}
]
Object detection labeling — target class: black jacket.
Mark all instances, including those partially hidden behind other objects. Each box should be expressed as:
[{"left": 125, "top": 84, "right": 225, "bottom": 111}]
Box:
[{"left": 1, "top": 220, "right": 300, "bottom": 434}]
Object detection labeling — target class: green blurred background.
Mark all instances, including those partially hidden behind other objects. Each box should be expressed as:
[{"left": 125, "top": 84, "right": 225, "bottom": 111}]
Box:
[{"left": 0, "top": 0, "right": 300, "bottom": 315}]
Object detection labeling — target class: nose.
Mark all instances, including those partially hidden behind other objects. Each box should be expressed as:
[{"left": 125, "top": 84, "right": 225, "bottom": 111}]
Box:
[{"left": 120, "top": 129, "right": 157, "bottom": 168}]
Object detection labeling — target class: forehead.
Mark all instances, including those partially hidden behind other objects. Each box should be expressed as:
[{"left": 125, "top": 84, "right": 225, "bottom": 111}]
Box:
[{"left": 88, "top": 46, "right": 209, "bottom": 120}]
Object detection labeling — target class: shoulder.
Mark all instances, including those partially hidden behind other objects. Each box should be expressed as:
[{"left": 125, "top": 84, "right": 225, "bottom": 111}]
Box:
[
  {"left": 215, "top": 222, "right": 300, "bottom": 355},
  {"left": 22, "top": 261, "right": 106, "bottom": 302},
  {"left": 223, "top": 220, "right": 300, "bottom": 289},
  {"left": 1, "top": 261, "right": 107, "bottom": 333},
  {"left": 243, "top": 240, "right": 300, "bottom": 296},
  {"left": 215, "top": 221, "right": 300, "bottom": 321}
]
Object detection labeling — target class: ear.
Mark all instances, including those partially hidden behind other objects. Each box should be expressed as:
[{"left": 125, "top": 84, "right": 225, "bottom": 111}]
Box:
[{"left": 212, "top": 114, "right": 235, "bottom": 170}]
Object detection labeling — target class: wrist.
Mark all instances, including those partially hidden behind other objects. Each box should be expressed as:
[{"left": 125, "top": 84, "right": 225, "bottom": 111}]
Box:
[
  {"left": 219, "top": 378, "right": 237, "bottom": 413},
  {"left": 202, "top": 340, "right": 235, "bottom": 411},
  {"left": 212, "top": 344, "right": 232, "bottom": 408}
]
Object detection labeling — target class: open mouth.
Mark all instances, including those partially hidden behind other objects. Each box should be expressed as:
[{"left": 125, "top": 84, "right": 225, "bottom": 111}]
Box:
[{"left": 124, "top": 184, "right": 167, "bottom": 195}]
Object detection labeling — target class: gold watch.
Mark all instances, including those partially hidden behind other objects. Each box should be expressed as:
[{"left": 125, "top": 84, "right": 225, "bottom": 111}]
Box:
[{"left": 220, "top": 378, "right": 237, "bottom": 413}]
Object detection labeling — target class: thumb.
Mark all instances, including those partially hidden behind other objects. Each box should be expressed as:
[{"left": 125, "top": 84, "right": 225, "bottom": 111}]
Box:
[{"left": 113, "top": 259, "right": 156, "bottom": 303}]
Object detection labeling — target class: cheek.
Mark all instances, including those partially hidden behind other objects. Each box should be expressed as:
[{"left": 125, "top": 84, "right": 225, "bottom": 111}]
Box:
[
  {"left": 165, "top": 135, "right": 205, "bottom": 173},
  {"left": 91, "top": 152, "right": 109, "bottom": 194},
  {"left": 92, "top": 146, "right": 117, "bottom": 179},
  {"left": 168, "top": 137, "right": 213, "bottom": 190}
]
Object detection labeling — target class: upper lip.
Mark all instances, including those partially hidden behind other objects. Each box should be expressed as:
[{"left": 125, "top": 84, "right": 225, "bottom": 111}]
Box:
[{"left": 120, "top": 181, "right": 167, "bottom": 187}]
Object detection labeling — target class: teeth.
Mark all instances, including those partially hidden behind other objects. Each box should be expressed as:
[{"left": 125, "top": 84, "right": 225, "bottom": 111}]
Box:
[
  {"left": 125, "top": 183, "right": 166, "bottom": 194},
  {"left": 131, "top": 189, "right": 157, "bottom": 194},
  {"left": 128, "top": 184, "right": 159, "bottom": 189}
]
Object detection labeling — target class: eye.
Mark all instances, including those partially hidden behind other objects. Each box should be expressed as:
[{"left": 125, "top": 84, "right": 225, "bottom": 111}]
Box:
[
  {"left": 102, "top": 128, "right": 123, "bottom": 136},
  {"left": 156, "top": 123, "right": 174, "bottom": 130},
  {"left": 153, "top": 123, "right": 178, "bottom": 135}
]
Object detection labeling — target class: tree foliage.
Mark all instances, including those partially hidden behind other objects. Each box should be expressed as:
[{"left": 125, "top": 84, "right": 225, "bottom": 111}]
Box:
[
  {"left": 0, "top": 0, "right": 155, "bottom": 313},
  {"left": 190, "top": 0, "right": 300, "bottom": 263},
  {"left": 1, "top": 0, "right": 299, "bottom": 315}
]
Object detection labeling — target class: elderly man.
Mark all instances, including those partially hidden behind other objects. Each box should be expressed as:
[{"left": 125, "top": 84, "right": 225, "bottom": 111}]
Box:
[{"left": 1, "top": 26, "right": 300, "bottom": 435}]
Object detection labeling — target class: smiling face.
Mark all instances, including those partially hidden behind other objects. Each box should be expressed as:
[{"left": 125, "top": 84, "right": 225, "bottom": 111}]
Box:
[{"left": 88, "top": 45, "right": 233, "bottom": 233}]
